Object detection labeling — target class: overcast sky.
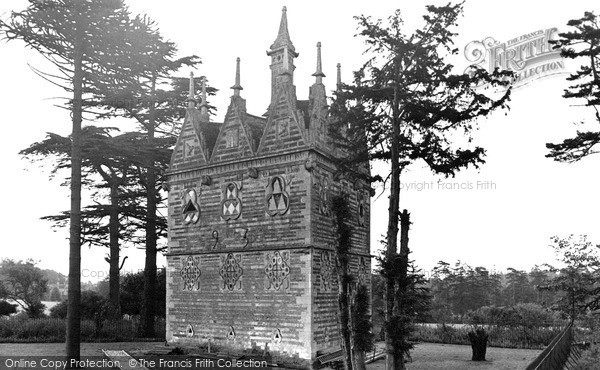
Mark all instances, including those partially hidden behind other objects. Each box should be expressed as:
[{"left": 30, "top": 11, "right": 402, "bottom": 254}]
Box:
[{"left": 1, "top": 0, "right": 599, "bottom": 281}]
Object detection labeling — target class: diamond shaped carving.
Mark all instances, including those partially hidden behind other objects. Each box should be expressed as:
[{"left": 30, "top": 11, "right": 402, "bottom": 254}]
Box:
[
  {"left": 182, "top": 188, "right": 200, "bottom": 224},
  {"left": 181, "top": 256, "right": 201, "bottom": 291},
  {"left": 265, "top": 251, "right": 291, "bottom": 291},
  {"left": 221, "top": 182, "right": 242, "bottom": 220},
  {"left": 219, "top": 253, "right": 243, "bottom": 291}
]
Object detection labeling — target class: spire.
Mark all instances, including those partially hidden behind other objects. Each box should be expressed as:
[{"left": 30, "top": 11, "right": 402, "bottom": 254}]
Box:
[
  {"left": 199, "top": 76, "right": 209, "bottom": 120},
  {"left": 312, "top": 42, "right": 325, "bottom": 84},
  {"left": 187, "top": 72, "right": 196, "bottom": 108},
  {"left": 336, "top": 63, "right": 342, "bottom": 91},
  {"left": 270, "top": 6, "right": 296, "bottom": 54},
  {"left": 231, "top": 57, "right": 243, "bottom": 96},
  {"left": 267, "top": 6, "right": 298, "bottom": 106}
]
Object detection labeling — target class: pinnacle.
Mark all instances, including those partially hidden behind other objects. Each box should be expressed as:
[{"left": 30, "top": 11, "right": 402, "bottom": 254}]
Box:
[{"left": 270, "top": 6, "right": 296, "bottom": 54}]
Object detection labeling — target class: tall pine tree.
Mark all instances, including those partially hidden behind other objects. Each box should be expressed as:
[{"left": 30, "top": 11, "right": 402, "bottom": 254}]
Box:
[
  {"left": 1, "top": 0, "right": 143, "bottom": 361},
  {"left": 547, "top": 11, "right": 600, "bottom": 161},
  {"left": 331, "top": 4, "right": 512, "bottom": 369}
]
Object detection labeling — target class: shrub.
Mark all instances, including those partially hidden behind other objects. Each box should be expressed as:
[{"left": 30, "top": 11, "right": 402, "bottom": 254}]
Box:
[
  {"left": 466, "top": 304, "right": 560, "bottom": 327},
  {"left": 0, "top": 316, "right": 165, "bottom": 342},
  {"left": 572, "top": 344, "right": 600, "bottom": 370},
  {"left": 50, "top": 290, "right": 106, "bottom": 320},
  {"left": 410, "top": 323, "right": 562, "bottom": 349}
]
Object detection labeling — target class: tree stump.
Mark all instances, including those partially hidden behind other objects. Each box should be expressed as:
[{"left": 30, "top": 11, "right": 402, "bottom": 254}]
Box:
[{"left": 468, "top": 328, "right": 488, "bottom": 361}]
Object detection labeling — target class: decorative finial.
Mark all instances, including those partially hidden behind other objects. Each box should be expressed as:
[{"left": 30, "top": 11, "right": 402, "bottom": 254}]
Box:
[
  {"left": 312, "top": 42, "right": 325, "bottom": 83},
  {"left": 336, "top": 63, "right": 342, "bottom": 91},
  {"left": 187, "top": 72, "right": 196, "bottom": 108},
  {"left": 269, "top": 5, "right": 296, "bottom": 53},
  {"left": 200, "top": 76, "right": 208, "bottom": 114},
  {"left": 231, "top": 57, "right": 243, "bottom": 96}
]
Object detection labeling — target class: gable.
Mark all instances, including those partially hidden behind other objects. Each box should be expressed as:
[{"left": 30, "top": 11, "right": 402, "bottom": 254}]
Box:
[
  {"left": 170, "top": 109, "right": 208, "bottom": 171},
  {"left": 210, "top": 101, "right": 255, "bottom": 163},
  {"left": 257, "top": 87, "right": 307, "bottom": 155}
]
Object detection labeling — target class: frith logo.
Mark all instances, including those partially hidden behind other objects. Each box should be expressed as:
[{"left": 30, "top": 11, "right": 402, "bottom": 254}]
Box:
[{"left": 464, "top": 27, "right": 566, "bottom": 87}]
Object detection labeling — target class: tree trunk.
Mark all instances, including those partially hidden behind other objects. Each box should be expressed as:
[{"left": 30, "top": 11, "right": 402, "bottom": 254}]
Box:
[
  {"left": 353, "top": 345, "right": 366, "bottom": 370},
  {"left": 141, "top": 75, "right": 157, "bottom": 337},
  {"left": 396, "top": 210, "right": 410, "bottom": 314},
  {"left": 394, "top": 210, "right": 411, "bottom": 369},
  {"left": 468, "top": 328, "right": 488, "bottom": 361},
  {"left": 108, "top": 181, "right": 121, "bottom": 317},
  {"left": 385, "top": 61, "right": 403, "bottom": 370},
  {"left": 66, "top": 9, "right": 83, "bottom": 365}
]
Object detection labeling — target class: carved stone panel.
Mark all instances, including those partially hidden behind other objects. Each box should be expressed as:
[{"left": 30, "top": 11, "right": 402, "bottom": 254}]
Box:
[
  {"left": 315, "top": 174, "right": 331, "bottom": 216},
  {"left": 357, "top": 190, "right": 368, "bottom": 227},
  {"left": 357, "top": 256, "right": 369, "bottom": 286},
  {"left": 182, "top": 189, "right": 200, "bottom": 224},
  {"left": 181, "top": 256, "right": 201, "bottom": 291},
  {"left": 273, "top": 328, "right": 283, "bottom": 343},
  {"left": 183, "top": 139, "right": 196, "bottom": 159},
  {"left": 185, "top": 324, "right": 194, "bottom": 338},
  {"left": 265, "top": 176, "right": 290, "bottom": 216},
  {"left": 227, "top": 326, "right": 236, "bottom": 341},
  {"left": 225, "top": 127, "right": 239, "bottom": 148},
  {"left": 319, "top": 251, "right": 335, "bottom": 292},
  {"left": 221, "top": 182, "right": 242, "bottom": 220},
  {"left": 219, "top": 253, "right": 243, "bottom": 291},
  {"left": 265, "top": 251, "right": 291, "bottom": 291},
  {"left": 277, "top": 118, "right": 290, "bottom": 139}
]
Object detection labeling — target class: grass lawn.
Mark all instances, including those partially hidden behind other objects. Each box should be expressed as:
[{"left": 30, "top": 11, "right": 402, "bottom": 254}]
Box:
[
  {"left": 1, "top": 342, "right": 541, "bottom": 370},
  {"left": 0, "top": 342, "right": 161, "bottom": 356},
  {"left": 367, "top": 343, "right": 542, "bottom": 370}
]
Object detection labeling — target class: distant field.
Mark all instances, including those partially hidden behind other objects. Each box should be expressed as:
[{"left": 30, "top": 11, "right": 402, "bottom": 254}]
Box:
[{"left": 367, "top": 343, "right": 542, "bottom": 370}]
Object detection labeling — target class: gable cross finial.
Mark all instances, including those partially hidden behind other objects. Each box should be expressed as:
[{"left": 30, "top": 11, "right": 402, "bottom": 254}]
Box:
[
  {"left": 312, "top": 42, "right": 325, "bottom": 84},
  {"left": 199, "top": 76, "right": 209, "bottom": 119},
  {"left": 231, "top": 57, "right": 243, "bottom": 97},
  {"left": 336, "top": 63, "right": 342, "bottom": 91},
  {"left": 187, "top": 71, "right": 196, "bottom": 108}
]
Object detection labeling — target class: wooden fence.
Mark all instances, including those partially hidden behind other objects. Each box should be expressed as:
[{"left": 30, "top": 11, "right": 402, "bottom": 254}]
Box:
[{"left": 525, "top": 322, "right": 583, "bottom": 370}]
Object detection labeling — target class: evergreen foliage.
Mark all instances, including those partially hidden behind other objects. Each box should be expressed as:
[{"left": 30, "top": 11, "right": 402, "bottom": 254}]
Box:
[{"left": 547, "top": 11, "right": 600, "bottom": 161}]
